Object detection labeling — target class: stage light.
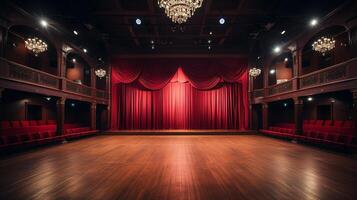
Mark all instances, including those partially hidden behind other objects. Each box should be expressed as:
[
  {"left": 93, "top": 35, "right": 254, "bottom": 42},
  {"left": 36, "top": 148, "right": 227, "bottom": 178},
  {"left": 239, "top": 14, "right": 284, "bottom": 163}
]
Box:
[
  {"left": 71, "top": 103, "right": 75, "bottom": 107},
  {"left": 273, "top": 46, "right": 281, "bottom": 53},
  {"left": 283, "top": 103, "right": 288, "bottom": 107},
  {"left": 40, "top": 19, "right": 48, "bottom": 27},
  {"left": 284, "top": 58, "right": 288, "bottom": 62},
  {"left": 219, "top": 18, "right": 225, "bottom": 25},
  {"left": 208, "top": 46, "right": 211, "bottom": 50},
  {"left": 310, "top": 18, "right": 318, "bottom": 27},
  {"left": 208, "top": 40, "right": 211, "bottom": 44},
  {"left": 307, "top": 97, "right": 313, "bottom": 101},
  {"left": 209, "top": 31, "right": 213, "bottom": 35},
  {"left": 83, "top": 48, "right": 87, "bottom": 53},
  {"left": 270, "top": 69, "right": 276, "bottom": 74},
  {"left": 281, "top": 30, "right": 286, "bottom": 35},
  {"left": 136, "top": 18, "right": 142, "bottom": 25},
  {"left": 72, "top": 58, "right": 76, "bottom": 63},
  {"left": 73, "top": 30, "right": 78, "bottom": 35}
]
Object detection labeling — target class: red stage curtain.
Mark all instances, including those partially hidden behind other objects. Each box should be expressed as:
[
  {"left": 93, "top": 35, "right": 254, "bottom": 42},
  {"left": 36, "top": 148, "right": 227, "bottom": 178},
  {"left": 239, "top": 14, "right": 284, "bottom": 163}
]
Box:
[{"left": 111, "top": 58, "right": 248, "bottom": 130}]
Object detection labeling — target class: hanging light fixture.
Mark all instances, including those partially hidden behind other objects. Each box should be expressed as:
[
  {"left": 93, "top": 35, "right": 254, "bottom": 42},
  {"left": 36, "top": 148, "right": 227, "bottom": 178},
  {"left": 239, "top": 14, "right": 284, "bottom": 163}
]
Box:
[
  {"left": 24, "top": 37, "right": 48, "bottom": 56},
  {"left": 158, "top": 0, "right": 203, "bottom": 24},
  {"left": 249, "top": 67, "right": 261, "bottom": 78},
  {"left": 95, "top": 68, "right": 106, "bottom": 79},
  {"left": 312, "top": 36, "right": 335, "bottom": 55}
]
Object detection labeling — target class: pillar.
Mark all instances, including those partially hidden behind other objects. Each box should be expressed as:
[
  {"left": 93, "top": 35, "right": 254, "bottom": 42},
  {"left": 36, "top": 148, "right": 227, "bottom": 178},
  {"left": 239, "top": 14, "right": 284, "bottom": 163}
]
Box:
[
  {"left": 352, "top": 89, "right": 357, "bottom": 135},
  {"left": 58, "top": 47, "right": 67, "bottom": 90},
  {"left": 56, "top": 97, "right": 65, "bottom": 136},
  {"left": 294, "top": 97, "right": 304, "bottom": 135},
  {"left": 262, "top": 103, "right": 269, "bottom": 130},
  {"left": 91, "top": 102, "right": 96, "bottom": 130}
]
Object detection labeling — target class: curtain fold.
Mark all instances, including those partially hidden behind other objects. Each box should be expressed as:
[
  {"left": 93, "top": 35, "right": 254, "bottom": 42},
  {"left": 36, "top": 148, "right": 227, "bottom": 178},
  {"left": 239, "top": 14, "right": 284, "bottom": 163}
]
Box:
[{"left": 110, "top": 57, "right": 249, "bottom": 130}]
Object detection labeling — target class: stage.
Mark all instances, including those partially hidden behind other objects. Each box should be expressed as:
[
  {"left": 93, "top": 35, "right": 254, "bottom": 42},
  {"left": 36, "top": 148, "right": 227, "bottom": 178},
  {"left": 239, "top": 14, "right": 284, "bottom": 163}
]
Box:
[
  {"left": 105, "top": 129, "right": 256, "bottom": 135},
  {"left": 1, "top": 134, "right": 356, "bottom": 200}
]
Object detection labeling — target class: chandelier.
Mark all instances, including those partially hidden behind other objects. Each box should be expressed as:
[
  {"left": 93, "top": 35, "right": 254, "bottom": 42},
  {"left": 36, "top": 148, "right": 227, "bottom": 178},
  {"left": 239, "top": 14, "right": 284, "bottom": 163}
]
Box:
[
  {"left": 249, "top": 67, "right": 261, "bottom": 78},
  {"left": 24, "top": 37, "right": 48, "bottom": 56},
  {"left": 95, "top": 68, "right": 106, "bottom": 79},
  {"left": 312, "top": 36, "right": 335, "bottom": 55},
  {"left": 158, "top": 0, "right": 203, "bottom": 24}
]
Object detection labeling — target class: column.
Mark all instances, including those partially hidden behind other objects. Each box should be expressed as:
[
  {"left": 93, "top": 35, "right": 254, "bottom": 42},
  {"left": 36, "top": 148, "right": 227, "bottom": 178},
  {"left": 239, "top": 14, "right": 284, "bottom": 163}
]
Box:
[
  {"left": 294, "top": 97, "right": 304, "bottom": 135},
  {"left": 58, "top": 48, "right": 67, "bottom": 90},
  {"left": 262, "top": 102, "right": 269, "bottom": 130},
  {"left": 91, "top": 102, "right": 97, "bottom": 130},
  {"left": 56, "top": 97, "right": 66, "bottom": 136},
  {"left": 352, "top": 90, "right": 357, "bottom": 135},
  {"left": 249, "top": 104, "right": 254, "bottom": 130}
]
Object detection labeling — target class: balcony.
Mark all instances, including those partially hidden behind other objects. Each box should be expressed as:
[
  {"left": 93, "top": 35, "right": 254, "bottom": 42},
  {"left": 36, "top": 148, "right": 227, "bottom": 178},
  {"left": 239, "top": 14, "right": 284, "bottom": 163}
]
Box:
[
  {"left": 251, "top": 57, "right": 357, "bottom": 101},
  {"left": 0, "top": 57, "right": 108, "bottom": 102}
]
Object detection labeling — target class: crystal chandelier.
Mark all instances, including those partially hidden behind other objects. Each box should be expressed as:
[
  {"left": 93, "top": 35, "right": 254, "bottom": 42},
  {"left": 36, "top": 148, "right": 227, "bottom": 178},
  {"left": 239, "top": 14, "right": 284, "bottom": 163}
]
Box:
[
  {"left": 95, "top": 68, "right": 106, "bottom": 79},
  {"left": 24, "top": 37, "right": 48, "bottom": 56},
  {"left": 158, "top": 0, "right": 203, "bottom": 24},
  {"left": 249, "top": 67, "right": 261, "bottom": 78},
  {"left": 312, "top": 36, "right": 335, "bottom": 55}
]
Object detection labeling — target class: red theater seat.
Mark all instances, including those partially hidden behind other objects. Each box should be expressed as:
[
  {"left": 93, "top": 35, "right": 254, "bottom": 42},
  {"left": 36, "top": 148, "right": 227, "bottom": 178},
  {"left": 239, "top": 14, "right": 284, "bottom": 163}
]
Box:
[
  {"left": 11, "top": 121, "right": 21, "bottom": 128},
  {"left": 46, "top": 120, "right": 56, "bottom": 125},
  {"left": 343, "top": 121, "right": 354, "bottom": 128},
  {"left": 20, "top": 120, "right": 30, "bottom": 127},
  {"left": 29, "top": 120, "right": 38, "bottom": 126},
  {"left": 324, "top": 120, "right": 333, "bottom": 127},
  {"left": 0, "top": 121, "right": 11, "bottom": 129}
]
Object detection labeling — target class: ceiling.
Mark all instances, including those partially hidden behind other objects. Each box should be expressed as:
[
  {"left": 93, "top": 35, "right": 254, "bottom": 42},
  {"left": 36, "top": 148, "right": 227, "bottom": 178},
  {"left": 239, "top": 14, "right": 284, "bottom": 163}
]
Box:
[{"left": 6, "top": 0, "right": 349, "bottom": 57}]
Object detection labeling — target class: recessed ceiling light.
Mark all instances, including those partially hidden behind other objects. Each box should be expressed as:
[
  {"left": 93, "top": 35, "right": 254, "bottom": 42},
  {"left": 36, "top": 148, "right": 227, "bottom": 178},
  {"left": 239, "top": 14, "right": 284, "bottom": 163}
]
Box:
[
  {"left": 72, "top": 58, "right": 76, "bottom": 63},
  {"left": 83, "top": 48, "right": 87, "bottom": 53},
  {"left": 150, "top": 40, "right": 154, "bottom": 44},
  {"left": 40, "top": 19, "right": 48, "bottom": 27},
  {"left": 71, "top": 103, "right": 75, "bottom": 107},
  {"left": 208, "top": 40, "right": 211, "bottom": 44},
  {"left": 270, "top": 69, "right": 276, "bottom": 74},
  {"left": 208, "top": 46, "right": 211, "bottom": 50},
  {"left": 209, "top": 31, "right": 213, "bottom": 35},
  {"left": 136, "top": 18, "right": 142, "bottom": 25},
  {"left": 45, "top": 97, "right": 51, "bottom": 101},
  {"left": 257, "top": 56, "right": 261, "bottom": 60},
  {"left": 283, "top": 103, "right": 288, "bottom": 107},
  {"left": 310, "top": 18, "right": 318, "bottom": 27},
  {"left": 219, "top": 18, "right": 225, "bottom": 25},
  {"left": 281, "top": 30, "right": 286, "bottom": 35},
  {"left": 284, "top": 57, "right": 288, "bottom": 62},
  {"left": 73, "top": 30, "right": 78, "bottom": 35},
  {"left": 273, "top": 46, "right": 281, "bottom": 53},
  {"left": 151, "top": 45, "right": 155, "bottom": 50},
  {"left": 307, "top": 97, "right": 313, "bottom": 101}
]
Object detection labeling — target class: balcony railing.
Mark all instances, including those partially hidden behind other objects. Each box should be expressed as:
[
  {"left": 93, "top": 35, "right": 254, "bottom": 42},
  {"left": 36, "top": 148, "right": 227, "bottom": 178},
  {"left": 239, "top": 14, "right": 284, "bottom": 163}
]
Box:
[
  {"left": 0, "top": 58, "right": 108, "bottom": 101},
  {"left": 300, "top": 58, "right": 357, "bottom": 89},
  {"left": 0, "top": 58, "right": 60, "bottom": 89},
  {"left": 252, "top": 57, "right": 357, "bottom": 100},
  {"left": 268, "top": 79, "right": 293, "bottom": 96}
]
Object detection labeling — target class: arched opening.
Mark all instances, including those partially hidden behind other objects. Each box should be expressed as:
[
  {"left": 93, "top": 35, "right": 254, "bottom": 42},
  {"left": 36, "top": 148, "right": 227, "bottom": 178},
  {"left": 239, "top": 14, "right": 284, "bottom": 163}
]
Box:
[
  {"left": 301, "top": 25, "right": 352, "bottom": 75},
  {"left": 5, "top": 25, "right": 58, "bottom": 75},
  {"left": 268, "top": 52, "right": 293, "bottom": 86},
  {"left": 66, "top": 53, "right": 91, "bottom": 86}
]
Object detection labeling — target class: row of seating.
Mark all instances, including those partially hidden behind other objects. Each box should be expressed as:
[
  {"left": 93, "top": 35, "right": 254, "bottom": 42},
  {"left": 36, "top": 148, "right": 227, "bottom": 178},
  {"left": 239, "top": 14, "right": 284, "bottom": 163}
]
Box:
[
  {"left": 261, "top": 126, "right": 357, "bottom": 150},
  {"left": 0, "top": 127, "right": 98, "bottom": 150},
  {"left": 0, "top": 120, "right": 57, "bottom": 129}
]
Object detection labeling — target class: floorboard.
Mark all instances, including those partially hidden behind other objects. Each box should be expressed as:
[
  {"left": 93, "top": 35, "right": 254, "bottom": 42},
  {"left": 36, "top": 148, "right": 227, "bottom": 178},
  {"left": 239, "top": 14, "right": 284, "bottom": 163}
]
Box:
[{"left": 0, "top": 135, "right": 357, "bottom": 200}]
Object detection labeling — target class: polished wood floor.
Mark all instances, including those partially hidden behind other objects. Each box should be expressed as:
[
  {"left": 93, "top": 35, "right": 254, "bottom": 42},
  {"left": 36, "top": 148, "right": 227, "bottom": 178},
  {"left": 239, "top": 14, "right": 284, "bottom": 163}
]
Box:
[{"left": 1, "top": 135, "right": 357, "bottom": 200}]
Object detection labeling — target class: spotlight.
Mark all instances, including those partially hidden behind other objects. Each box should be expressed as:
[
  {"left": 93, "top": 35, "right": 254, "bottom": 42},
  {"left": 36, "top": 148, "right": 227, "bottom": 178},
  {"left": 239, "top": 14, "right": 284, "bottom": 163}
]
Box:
[
  {"left": 270, "top": 69, "right": 276, "bottom": 74},
  {"left": 284, "top": 58, "right": 288, "bottom": 62},
  {"left": 136, "top": 18, "right": 142, "bottom": 25},
  {"left": 151, "top": 45, "right": 155, "bottom": 50},
  {"left": 150, "top": 40, "right": 154, "bottom": 44},
  {"left": 83, "top": 48, "right": 87, "bottom": 53},
  {"left": 71, "top": 103, "right": 75, "bottom": 107},
  {"left": 208, "top": 46, "right": 211, "bottom": 50},
  {"left": 310, "top": 18, "right": 318, "bottom": 27},
  {"left": 40, "top": 19, "right": 48, "bottom": 27},
  {"left": 283, "top": 103, "right": 288, "bottom": 107},
  {"left": 281, "top": 30, "right": 286, "bottom": 35},
  {"left": 45, "top": 97, "right": 51, "bottom": 101},
  {"left": 273, "top": 46, "right": 281, "bottom": 53},
  {"left": 72, "top": 58, "right": 76, "bottom": 63},
  {"left": 208, "top": 40, "right": 211, "bottom": 44},
  {"left": 73, "top": 30, "right": 78, "bottom": 35},
  {"left": 307, "top": 97, "right": 313, "bottom": 101},
  {"left": 257, "top": 56, "right": 261, "bottom": 60},
  {"left": 209, "top": 31, "right": 213, "bottom": 35},
  {"left": 219, "top": 18, "right": 225, "bottom": 25}
]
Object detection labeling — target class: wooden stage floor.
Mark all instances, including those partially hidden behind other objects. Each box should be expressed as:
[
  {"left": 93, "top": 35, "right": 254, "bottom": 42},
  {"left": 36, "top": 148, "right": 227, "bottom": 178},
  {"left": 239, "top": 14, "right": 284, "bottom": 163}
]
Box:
[{"left": 0, "top": 135, "right": 357, "bottom": 200}]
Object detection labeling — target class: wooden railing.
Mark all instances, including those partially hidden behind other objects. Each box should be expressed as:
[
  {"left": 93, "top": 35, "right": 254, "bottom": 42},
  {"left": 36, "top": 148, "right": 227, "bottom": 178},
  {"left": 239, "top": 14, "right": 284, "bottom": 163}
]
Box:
[
  {"left": 0, "top": 58, "right": 108, "bottom": 100},
  {"left": 268, "top": 79, "right": 293, "bottom": 96},
  {"left": 252, "top": 89, "right": 264, "bottom": 98},
  {"left": 252, "top": 57, "right": 357, "bottom": 99},
  {"left": 300, "top": 58, "right": 357, "bottom": 89},
  {"left": 0, "top": 58, "right": 60, "bottom": 89}
]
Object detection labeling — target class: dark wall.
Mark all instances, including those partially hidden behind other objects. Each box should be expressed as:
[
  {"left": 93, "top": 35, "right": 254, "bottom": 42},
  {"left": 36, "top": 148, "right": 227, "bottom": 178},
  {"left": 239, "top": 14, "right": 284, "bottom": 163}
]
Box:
[
  {"left": 65, "top": 101, "right": 90, "bottom": 125},
  {"left": 0, "top": 90, "right": 56, "bottom": 121},
  {"left": 268, "top": 100, "right": 294, "bottom": 125},
  {"left": 303, "top": 92, "right": 353, "bottom": 121}
]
